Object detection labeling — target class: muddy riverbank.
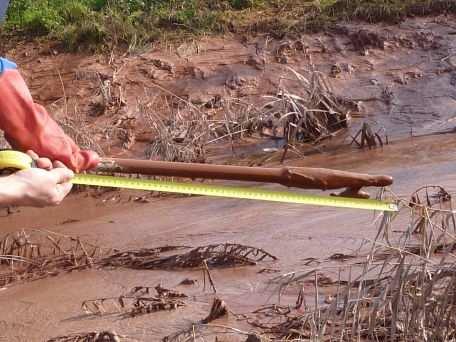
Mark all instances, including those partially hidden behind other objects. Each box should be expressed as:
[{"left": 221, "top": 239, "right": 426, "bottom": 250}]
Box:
[
  {"left": 2, "top": 133, "right": 456, "bottom": 341},
  {"left": 1, "top": 14, "right": 456, "bottom": 341}
]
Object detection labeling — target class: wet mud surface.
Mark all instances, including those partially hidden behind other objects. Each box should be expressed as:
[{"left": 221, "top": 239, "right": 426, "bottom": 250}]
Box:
[
  {"left": 2, "top": 135, "right": 456, "bottom": 341},
  {"left": 1, "top": 15, "right": 456, "bottom": 341}
]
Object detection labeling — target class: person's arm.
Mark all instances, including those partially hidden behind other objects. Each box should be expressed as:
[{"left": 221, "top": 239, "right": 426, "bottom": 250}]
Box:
[{"left": 0, "top": 57, "right": 99, "bottom": 172}]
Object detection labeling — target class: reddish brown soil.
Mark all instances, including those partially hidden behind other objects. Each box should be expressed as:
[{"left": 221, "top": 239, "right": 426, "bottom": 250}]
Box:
[{"left": 1, "top": 15, "right": 456, "bottom": 341}]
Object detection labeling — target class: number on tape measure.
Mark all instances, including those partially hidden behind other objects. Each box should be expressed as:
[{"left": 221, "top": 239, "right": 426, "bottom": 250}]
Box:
[{"left": 73, "top": 174, "right": 398, "bottom": 212}]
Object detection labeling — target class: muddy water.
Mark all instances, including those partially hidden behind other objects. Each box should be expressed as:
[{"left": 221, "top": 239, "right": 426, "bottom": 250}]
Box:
[
  {"left": 328, "top": 19, "right": 456, "bottom": 137},
  {"left": 1, "top": 134, "right": 456, "bottom": 341},
  {"left": 1, "top": 15, "right": 456, "bottom": 342}
]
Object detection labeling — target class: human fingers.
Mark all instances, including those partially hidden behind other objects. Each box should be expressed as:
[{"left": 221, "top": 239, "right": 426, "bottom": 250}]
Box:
[
  {"left": 56, "top": 182, "right": 73, "bottom": 201},
  {"left": 53, "top": 160, "right": 67, "bottom": 169},
  {"left": 74, "top": 150, "right": 100, "bottom": 172},
  {"left": 36, "top": 158, "right": 53, "bottom": 170},
  {"left": 26, "top": 150, "right": 39, "bottom": 160},
  {"left": 26, "top": 150, "right": 52, "bottom": 169},
  {"left": 49, "top": 167, "right": 74, "bottom": 184}
]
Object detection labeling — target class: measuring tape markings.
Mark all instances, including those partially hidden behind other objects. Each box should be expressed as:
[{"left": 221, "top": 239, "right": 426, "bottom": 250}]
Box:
[
  {"left": 0, "top": 150, "right": 398, "bottom": 212},
  {"left": 73, "top": 174, "right": 398, "bottom": 212}
]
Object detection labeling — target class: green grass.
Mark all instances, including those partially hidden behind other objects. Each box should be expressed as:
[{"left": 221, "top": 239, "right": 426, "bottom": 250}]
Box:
[{"left": 2, "top": 0, "right": 455, "bottom": 51}]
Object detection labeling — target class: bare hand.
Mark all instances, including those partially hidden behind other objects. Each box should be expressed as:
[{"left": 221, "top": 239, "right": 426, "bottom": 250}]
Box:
[
  {"left": 8, "top": 167, "right": 74, "bottom": 207},
  {"left": 27, "top": 150, "right": 53, "bottom": 170},
  {"left": 0, "top": 151, "right": 74, "bottom": 208}
]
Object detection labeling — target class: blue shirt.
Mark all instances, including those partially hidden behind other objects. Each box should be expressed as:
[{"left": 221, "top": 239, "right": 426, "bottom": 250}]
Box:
[
  {"left": 0, "top": 0, "right": 10, "bottom": 22},
  {"left": 0, "top": 57, "right": 17, "bottom": 75}
]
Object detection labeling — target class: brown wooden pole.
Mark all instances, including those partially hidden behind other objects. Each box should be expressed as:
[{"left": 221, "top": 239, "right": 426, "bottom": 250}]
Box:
[{"left": 96, "top": 158, "right": 393, "bottom": 191}]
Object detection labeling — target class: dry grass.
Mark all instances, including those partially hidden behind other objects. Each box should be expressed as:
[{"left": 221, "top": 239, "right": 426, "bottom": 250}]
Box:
[
  {"left": 4, "top": 185, "right": 456, "bottom": 341},
  {"left": 57, "top": 107, "right": 105, "bottom": 156},
  {"left": 0, "top": 235, "right": 276, "bottom": 287},
  {"left": 81, "top": 285, "right": 187, "bottom": 318},
  {"left": 142, "top": 68, "right": 350, "bottom": 162},
  {"left": 351, "top": 122, "right": 388, "bottom": 149},
  {"left": 163, "top": 297, "right": 237, "bottom": 342},
  {"left": 0, "top": 229, "right": 111, "bottom": 287},
  {"left": 47, "top": 331, "right": 123, "bottom": 342},
  {"left": 159, "top": 185, "right": 456, "bottom": 341},
  {"left": 100, "top": 243, "right": 277, "bottom": 270},
  {"left": 143, "top": 96, "right": 208, "bottom": 163},
  {"left": 260, "top": 67, "right": 350, "bottom": 145},
  {"left": 140, "top": 88, "right": 261, "bottom": 162},
  {"left": 252, "top": 185, "right": 456, "bottom": 341}
]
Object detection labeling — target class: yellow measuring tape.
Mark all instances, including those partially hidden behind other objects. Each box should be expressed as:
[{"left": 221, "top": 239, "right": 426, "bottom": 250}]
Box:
[{"left": 0, "top": 151, "right": 398, "bottom": 212}]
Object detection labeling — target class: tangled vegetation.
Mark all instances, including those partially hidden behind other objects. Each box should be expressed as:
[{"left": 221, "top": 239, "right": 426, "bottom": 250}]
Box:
[{"left": 1, "top": 0, "right": 455, "bottom": 51}]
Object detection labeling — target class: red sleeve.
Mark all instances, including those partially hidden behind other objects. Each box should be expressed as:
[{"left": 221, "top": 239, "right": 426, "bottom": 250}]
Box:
[{"left": 0, "top": 68, "right": 99, "bottom": 171}]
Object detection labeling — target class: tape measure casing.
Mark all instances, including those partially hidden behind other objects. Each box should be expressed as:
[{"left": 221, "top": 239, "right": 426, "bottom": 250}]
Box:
[{"left": 0, "top": 150, "right": 33, "bottom": 170}]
